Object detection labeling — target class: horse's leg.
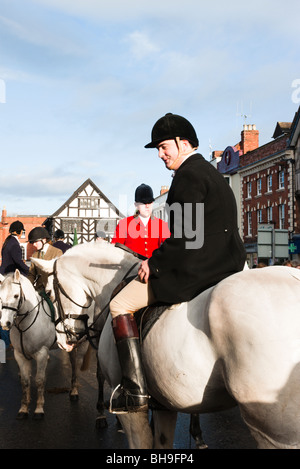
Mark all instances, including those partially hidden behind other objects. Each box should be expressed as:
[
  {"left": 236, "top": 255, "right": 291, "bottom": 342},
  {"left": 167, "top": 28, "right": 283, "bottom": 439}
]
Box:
[
  {"left": 152, "top": 409, "right": 177, "bottom": 449},
  {"left": 189, "top": 413, "right": 208, "bottom": 449},
  {"left": 33, "top": 346, "right": 49, "bottom": 419},
  {"left": 14, "top": 349, "right": 31, "bottom": 419},
  {"left": 68, "top": 348, "right": 79, "bottom": 401},
  {"left": 95, "top": 358, "right": 108, "bottom": 429},
  {"left": 118, "top": 412, "right": 153, "bottom": 449}
]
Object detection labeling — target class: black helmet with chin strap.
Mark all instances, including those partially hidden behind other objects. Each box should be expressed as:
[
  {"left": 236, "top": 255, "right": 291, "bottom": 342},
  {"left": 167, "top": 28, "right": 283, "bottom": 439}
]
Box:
[
  {"left": 28, "top": 227, "right": 51, "bottom": 244},
  {"left": 144, "top": 113, "right": 199, "bottom": 149}
]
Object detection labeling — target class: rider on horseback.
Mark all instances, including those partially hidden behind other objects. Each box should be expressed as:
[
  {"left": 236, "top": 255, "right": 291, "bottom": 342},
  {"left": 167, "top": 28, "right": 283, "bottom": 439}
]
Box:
[{"left": 109, "top": 113, "right": 246, "bottom": 414}]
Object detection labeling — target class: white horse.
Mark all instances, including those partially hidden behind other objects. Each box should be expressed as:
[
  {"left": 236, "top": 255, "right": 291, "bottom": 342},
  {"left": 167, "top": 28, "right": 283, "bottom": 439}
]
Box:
[
  {"left": 32, "top": 241, "right": 300, "bottom": 449},
  {"left": 0, "top": 270, "right": 90, "bottom": 419}
]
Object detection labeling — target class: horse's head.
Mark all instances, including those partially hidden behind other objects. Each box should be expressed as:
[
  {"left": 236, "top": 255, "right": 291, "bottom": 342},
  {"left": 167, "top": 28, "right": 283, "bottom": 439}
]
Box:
[
  {"left": 31, "top": 256, "right": 94, "bottom": 352},
  {"left": 0, "top": 270, "right": 24, "bottom": 330}
]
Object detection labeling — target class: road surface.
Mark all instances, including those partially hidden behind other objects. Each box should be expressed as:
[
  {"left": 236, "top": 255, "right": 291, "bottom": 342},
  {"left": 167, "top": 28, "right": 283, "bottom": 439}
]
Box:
[{"left": 0, "top": 345, "right": 257, "bottom": 450}]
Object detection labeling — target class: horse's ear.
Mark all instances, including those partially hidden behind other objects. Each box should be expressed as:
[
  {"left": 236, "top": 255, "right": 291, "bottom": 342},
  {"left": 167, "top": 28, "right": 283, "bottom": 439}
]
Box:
[
  {"left": 31, "top": 258, "right": 55, "bottom": 274},
  {"left": 14, "top": 269, "right": 20, "bottom": 283}
]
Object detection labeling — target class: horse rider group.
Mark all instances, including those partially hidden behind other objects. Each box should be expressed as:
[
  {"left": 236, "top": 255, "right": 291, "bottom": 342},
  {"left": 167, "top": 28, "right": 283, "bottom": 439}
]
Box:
[{"left": 0, "top": 113, "right": 246, "bottom": 417}]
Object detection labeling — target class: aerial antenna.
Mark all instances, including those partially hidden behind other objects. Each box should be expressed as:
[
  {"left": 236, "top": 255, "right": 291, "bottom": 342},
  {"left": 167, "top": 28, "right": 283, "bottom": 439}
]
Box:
[
  {"left": 208, "top": 138, "right": 213, "bottom": 159},
  {"left": 236, "top": 101, "right": 253, "bottom": 126}
]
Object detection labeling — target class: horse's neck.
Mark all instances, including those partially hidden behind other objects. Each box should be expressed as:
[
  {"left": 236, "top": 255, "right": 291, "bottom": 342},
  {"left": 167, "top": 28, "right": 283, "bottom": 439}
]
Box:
[{"left": 92, "top": 255, "right": 139, "bottom": 309}]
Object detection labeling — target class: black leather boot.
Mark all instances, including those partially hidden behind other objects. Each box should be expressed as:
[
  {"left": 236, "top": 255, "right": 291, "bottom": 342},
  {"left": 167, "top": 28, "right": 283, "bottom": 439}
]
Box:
[{"left": 109, "top": 314, "right": 148, "bottom": 414}]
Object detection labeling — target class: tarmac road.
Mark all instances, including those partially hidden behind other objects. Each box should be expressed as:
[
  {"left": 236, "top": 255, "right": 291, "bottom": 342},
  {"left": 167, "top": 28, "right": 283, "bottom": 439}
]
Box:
[{"left": 0, "top": 345, "right": 257, "bottom": 450}]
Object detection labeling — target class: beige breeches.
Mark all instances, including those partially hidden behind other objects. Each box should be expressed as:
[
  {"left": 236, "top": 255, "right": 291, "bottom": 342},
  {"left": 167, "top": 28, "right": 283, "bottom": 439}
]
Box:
[{"left": 110, "top": 277, "right": 155, "bottom": 319}]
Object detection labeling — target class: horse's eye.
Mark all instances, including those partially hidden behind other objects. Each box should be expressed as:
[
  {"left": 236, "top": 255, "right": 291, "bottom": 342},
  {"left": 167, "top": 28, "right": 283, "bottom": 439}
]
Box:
[{"left": 14, "top": 294, "right": 19, "bottom": 299}]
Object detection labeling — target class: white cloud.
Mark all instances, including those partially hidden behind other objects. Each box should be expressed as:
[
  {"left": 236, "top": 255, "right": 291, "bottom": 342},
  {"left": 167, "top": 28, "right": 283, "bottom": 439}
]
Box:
[
  {"left": 125, "top": 31, "right": 160, "bottom": 60},
  {"left": 0, "top": 0, "right": 299, "bottom": 217}
]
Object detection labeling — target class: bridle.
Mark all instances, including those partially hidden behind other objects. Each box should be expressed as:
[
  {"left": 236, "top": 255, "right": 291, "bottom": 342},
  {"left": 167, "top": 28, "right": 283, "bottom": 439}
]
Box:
[
  {"left": 51, "top": 253, "right": 140, "bottom": 348},
  {"left": 1, "top": 280, "right": 23, "bottom": 314},
  {"left": 1, "top": 279, "right": 53, "bottom": 359},
  {"left": 52, "top": 259, "right": 95, "bottom": 345}
]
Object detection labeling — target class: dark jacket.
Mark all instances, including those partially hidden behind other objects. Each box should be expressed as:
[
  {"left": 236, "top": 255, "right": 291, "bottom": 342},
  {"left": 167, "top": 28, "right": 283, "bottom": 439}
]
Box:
[
  {"left": 0, "top": 236, "right": 29, "bottom": 276},
  {"left": 148, "top": 153, "right": 246, "bottom": 303},
  {"left": 52, "top": 240, "right": 71, "bottom": 254}
]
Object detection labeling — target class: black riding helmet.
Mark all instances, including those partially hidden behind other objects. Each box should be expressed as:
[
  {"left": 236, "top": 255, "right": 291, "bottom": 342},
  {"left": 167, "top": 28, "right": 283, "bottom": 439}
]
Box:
[
  {"left": 54, "top": 229, "right": 65, "bottom": 239},
  {"left": 144, "top": 113, "right": 199, "bottom": 148},
  {"left": 28, "top": 227, "right": 51, "bottom": 244},
  {"left": 9, "top": 221, "right": 24, "bottom": 235},
  {"left": 135, "top": 184, "right": 154, "bottom": 204}
]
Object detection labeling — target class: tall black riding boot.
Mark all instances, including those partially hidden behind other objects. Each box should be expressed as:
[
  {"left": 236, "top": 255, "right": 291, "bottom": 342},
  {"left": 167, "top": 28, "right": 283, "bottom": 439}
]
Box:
[{"left": 109, "top": 314, "right": 149, "bottom": 414}]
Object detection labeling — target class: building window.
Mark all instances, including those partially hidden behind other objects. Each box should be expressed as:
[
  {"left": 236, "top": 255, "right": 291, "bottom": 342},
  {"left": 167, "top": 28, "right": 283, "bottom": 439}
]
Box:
[
  {"left": 279, "top": 204, "right": 285, "bottom": 229},
  {"left": 257, "top": 209, "right": 262, "bottom": 225},
  {"left": 257, "top": 178, "right": 262, "bottom": 195},
  {"left": 79, "top": 198, "right": 100, "bottom": 209},
  {"left": 247, "top": 182, "right": 252, "bottom": 198},
  {"left": 279, "top": 171, "right": 284, "bottom": 190},
  {"left": 61, "top": 219, "right": 83, "bottom": 233},
  {"left": 247, "top": 212, "right": 252, "bottom": 236},
  {"left": 267, "top": 206, "right": 273, "bottom": 223},
  {"left": 267, "top": 175, "right": 272, "bottom": 192}
]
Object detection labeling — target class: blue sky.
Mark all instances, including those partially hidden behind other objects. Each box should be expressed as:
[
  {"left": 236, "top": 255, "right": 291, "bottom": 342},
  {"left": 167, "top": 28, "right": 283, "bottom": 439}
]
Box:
[{"left": 0, "top": 0, "right": 299, "bottom": 216}]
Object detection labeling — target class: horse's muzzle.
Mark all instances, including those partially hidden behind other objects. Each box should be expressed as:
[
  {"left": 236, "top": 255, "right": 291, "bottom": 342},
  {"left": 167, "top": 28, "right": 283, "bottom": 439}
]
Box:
[
  {"left": 0, "top": 321, "right": 12, "bottom": 331},
  {"left": 57, "top": 341, "right": 75, "bottom": 352}
]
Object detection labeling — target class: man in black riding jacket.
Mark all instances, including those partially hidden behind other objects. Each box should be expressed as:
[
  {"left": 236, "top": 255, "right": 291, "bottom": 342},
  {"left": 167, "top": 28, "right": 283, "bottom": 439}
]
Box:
[{"left": 109, "top": 113, "right": 246, "bottom": 414}]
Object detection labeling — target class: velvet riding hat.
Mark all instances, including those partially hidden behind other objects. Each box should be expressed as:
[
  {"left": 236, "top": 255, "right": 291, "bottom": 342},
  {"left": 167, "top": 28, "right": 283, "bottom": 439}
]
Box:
[
  {"left": 145, "top": 113, "right": 199, "bottom": 148},
  {"left": 135, "top": 184, "right": 154, "bottom": 204}
]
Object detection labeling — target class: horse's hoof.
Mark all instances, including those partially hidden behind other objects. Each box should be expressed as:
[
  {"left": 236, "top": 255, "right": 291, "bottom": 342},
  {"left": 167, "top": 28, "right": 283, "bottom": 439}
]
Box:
[
  {"left": 95, "top": 416, "right": 108, "bottom": 429},
  {"left": 195, "top": 440, "right": 208, "bottom": 450},
  {"left": 16, "top": 412, "right": 28, "bottom": 420},
  {"left": 69, "top": 393, "right": 79, "bottom": 402},
  {"left": 33, "top": 412, "right": 44, "bottom": 420}
]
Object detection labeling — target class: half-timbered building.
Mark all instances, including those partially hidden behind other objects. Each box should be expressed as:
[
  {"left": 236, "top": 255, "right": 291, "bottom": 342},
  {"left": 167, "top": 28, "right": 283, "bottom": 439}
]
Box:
[{"left": 44, "top": 179, "right": 124, "bottom": 244}]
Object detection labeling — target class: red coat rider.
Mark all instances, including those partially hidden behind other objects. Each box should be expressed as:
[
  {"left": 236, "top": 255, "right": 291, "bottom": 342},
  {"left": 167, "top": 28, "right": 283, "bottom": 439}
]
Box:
[{"left": 111, "top": 184, "right": 170, "bottom": 258}]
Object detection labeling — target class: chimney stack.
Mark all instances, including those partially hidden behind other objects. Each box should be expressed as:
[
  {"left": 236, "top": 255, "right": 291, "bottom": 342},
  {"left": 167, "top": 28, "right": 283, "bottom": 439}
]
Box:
[
  {"left": 241, "top": 124, "right": 259, "bottom": 154},
  {"left": 2, "top": 207, "right": 7, "bottom": 224}
]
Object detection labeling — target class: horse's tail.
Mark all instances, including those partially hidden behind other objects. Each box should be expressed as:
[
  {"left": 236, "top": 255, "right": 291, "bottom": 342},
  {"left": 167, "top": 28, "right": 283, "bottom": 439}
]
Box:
[{"left": 81, "top": 343, "right": 93, "bottom": 371}]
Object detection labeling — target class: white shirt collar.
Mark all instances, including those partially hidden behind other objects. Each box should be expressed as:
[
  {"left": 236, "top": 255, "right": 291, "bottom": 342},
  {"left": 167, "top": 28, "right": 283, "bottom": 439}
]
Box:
[
  {"left": 172, "top": 150, "right": 198, "bottom": 177},
  {"left": 41, "top": 243, "right": 49, "bottom": 255},
  {"left": 139, "top": 215, "right": 150, "bottom": 226}
]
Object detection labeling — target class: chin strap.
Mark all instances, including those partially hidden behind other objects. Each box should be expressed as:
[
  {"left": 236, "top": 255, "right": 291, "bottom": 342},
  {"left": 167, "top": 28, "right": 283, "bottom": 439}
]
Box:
[{"left": 169, "top": 137, "right": 198, "bottom": 170}]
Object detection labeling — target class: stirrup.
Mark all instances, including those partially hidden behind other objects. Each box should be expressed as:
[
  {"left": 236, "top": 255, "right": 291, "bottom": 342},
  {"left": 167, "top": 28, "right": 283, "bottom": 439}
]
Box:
[{"left": 109, "top": 384, "right": 149, "bottom": 414}]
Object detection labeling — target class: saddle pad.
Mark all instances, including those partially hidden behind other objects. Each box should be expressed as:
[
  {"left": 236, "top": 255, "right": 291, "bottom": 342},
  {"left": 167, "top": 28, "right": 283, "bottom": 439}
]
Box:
[{"left": 135, "top": 303, "right": 169, "bottom": 342}]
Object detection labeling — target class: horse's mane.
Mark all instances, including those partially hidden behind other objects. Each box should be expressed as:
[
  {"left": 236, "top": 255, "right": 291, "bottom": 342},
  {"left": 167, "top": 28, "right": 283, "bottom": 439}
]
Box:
[{"left": 62, "top": 240, "right": 137, "bottom": 268}]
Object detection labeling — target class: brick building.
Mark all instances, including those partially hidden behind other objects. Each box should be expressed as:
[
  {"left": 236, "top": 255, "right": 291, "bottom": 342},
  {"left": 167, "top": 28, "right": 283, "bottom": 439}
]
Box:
[
  {"left": 216, "top": 112, "right": 298, "bottom": 266},
  {"left": 288, "top": 106, "right": 300, "bottom": 256},
  {"left": 0, "top": 208, "right": 46, "bottom": 262}
]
